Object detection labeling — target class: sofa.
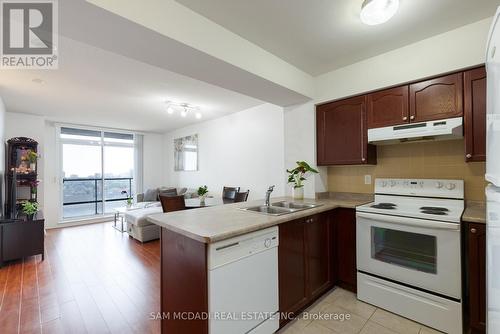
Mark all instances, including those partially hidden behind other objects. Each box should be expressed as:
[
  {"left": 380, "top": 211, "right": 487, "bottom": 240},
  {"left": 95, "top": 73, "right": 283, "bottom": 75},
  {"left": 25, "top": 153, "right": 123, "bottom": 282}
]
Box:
[{"left": 125, "top": 186, "right": 197, "bottom": 242}]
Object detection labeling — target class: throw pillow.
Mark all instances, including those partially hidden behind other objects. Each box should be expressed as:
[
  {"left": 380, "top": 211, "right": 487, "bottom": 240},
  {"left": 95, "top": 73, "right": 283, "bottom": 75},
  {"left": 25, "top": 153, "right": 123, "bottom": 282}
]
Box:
[{"left": 144, "top": 188, "right": 159, "bottom": 202}]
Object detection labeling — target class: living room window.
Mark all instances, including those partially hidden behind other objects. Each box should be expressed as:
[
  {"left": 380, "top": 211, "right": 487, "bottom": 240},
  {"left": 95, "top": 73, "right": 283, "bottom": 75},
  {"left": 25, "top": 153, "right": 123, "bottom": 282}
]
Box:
[{"left": 60, "top": 127, "right": 136, "bottom": 220}]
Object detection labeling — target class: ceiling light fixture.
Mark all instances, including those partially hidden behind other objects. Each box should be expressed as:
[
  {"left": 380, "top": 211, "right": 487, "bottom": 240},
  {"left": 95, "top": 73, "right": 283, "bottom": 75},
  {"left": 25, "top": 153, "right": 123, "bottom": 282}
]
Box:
[
  {"left": 360, "top": 0, "right": 399, "bottom": 26},
  {"left": 165, "top": 101, "right": 202, "bottom": 119}
]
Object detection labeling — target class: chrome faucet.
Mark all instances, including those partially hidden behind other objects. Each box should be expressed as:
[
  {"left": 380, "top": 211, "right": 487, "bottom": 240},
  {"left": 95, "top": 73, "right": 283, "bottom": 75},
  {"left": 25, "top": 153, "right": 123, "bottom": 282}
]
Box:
[{"left": 265, "top": 185, "right": 275, "bottom": 206}]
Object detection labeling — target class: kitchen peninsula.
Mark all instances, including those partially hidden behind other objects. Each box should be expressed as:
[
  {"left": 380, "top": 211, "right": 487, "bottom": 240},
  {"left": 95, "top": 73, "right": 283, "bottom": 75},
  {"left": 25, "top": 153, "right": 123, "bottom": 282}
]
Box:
[{"left": 147, "top": 195, "right": 371, "bottom": 334}]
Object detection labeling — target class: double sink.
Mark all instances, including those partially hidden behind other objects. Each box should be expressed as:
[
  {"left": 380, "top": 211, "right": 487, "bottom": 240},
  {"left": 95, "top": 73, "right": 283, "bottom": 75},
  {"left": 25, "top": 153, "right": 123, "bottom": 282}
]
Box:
[{"left": 240, "top": 201, "right": 323, "bottom": 216}]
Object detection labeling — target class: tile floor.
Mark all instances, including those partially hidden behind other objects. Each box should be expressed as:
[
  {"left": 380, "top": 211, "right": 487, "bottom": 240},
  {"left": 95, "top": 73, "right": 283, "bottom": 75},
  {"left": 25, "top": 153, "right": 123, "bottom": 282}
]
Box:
[{"left": 277, "top": 288, "right": 443, "bottom": 334}]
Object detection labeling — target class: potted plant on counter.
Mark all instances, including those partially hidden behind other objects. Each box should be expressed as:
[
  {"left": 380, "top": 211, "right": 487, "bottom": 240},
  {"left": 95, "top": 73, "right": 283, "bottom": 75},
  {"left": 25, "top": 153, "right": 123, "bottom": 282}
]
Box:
[
  {"left": 286, "top": 161, "right": 318, "bottom": 200},
  {"left": 197, "top": 185, "right": 209, "bottom": 206},
  {"left": 21, "top": 201, "right": 39, "bottom": 221}
]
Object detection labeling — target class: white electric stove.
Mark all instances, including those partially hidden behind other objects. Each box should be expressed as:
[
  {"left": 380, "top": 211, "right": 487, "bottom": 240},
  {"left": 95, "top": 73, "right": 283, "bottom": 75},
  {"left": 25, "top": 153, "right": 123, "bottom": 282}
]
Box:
[{"left": 356, "top": 178, "right": 465, "bottom": 334}]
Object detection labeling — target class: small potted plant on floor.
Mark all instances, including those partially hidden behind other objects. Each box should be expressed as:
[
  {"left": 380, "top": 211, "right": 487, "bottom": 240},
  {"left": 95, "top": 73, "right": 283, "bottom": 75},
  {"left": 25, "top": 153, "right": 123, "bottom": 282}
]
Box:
[
  {"left": 197, "top": 185, "right": 209, "bottom": 206},
  {"left": 21, "top": 201, "right": 39, "bottom": 221},
  {"left": 287, "top": 161, "right": 318, "bottom": 200}
]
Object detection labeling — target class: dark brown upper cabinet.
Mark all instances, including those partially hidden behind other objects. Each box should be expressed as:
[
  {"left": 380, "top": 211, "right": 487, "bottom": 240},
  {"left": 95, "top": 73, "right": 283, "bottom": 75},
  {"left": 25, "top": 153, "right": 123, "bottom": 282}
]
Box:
[
  {"left": 464, "top": 66, "right": 487, "bottom": 162},
  {"left": 367, "top": 86, "right": 409, "bottom": 129},
  {"left": 409, "top": 73, "right": 463, "bottom": 122},
  {"left": 316, "top": 96, "right": 377, "bottom": 166}
]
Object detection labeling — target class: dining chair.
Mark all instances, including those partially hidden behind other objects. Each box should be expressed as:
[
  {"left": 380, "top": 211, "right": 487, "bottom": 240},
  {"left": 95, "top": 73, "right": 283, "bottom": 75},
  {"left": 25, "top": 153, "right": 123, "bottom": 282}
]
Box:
[
  {"left": 159, "top": 195, "right": 186, "bottom": 213},
  {"left": 222, "top": 186, "right": 240, "bottom": 203},
  {"left": 234, "top": 191, "right": 250, "bottom": 203}
]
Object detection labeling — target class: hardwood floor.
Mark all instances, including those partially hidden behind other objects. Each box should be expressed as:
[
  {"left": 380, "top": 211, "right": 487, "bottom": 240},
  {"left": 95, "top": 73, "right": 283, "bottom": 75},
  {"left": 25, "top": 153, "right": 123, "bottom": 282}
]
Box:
[{"left": 0, "top": 222, "right": 161, "bottom": 334}]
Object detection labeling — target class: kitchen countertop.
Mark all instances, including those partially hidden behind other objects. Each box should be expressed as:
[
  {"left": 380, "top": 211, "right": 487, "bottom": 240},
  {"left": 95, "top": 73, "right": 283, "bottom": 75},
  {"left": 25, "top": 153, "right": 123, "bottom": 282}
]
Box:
[
  {"left": 147, "top": 195, "right": 372, "bottom": 244},
  {"left": 462, "top": 201, "right": 486, "bottom": 224}
]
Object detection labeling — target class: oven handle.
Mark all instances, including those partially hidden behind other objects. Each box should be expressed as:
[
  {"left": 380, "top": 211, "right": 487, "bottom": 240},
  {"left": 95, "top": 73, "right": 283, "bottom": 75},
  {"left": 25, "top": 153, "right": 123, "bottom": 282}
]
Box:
[{"left": 356, "top": 212, "right": 460, "bottom": 231}]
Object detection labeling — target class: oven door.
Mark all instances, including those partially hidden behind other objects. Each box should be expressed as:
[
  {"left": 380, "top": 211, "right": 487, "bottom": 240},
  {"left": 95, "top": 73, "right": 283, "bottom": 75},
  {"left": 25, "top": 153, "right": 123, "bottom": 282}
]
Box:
[{"left": 356, "top": 212, "right": 461, "bottom": 299}]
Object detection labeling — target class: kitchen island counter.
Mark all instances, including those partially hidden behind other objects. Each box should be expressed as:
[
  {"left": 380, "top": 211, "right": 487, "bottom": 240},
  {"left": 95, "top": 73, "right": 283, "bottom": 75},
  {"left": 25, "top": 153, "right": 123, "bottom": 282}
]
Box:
[{"left": 147, "top": 196, "right": 371, "bottom": 244}]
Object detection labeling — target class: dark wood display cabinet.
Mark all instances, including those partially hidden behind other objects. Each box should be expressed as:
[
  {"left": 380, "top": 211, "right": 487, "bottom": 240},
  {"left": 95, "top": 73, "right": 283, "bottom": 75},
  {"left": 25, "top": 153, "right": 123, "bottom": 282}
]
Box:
[
  {"left": 464, "top": 222, "right": 486, "bottom": 334},
  {"left": 464, "top": 66, "right": 487, "bottom": 162},
  {"left": 5, "top": 137, "right": 39, "bottom": 217},
  {"left": 316, "top": 96, "right": 377, "bottom": 166}
]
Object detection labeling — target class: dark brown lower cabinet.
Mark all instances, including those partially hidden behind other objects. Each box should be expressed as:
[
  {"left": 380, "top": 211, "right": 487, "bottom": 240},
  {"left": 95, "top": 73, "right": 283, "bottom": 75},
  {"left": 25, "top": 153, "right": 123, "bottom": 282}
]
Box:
[
  {"left": 279, "top": 217, "right": 308, "bottom": 319},
  {"left": 278, "top": 212, "right": 334, "bottom": 326},
  {"left": 307, "top": 213, "right": 334, "bottom": 300},
  {"left": 465, "top": 222, "right": 486, "bottom": 334},
  {"left": 333, "top": 209, "right": 357, "bottom": 292},
  {"left": 0, "top": 216, "right": 45, "bottom": 267}
]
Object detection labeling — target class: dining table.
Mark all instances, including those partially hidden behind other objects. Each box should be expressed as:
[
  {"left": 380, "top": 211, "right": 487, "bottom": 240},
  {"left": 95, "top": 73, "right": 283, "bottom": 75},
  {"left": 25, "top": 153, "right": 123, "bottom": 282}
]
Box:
[{"left": 184, "top": 197, "right": 225, "bottom": 208}]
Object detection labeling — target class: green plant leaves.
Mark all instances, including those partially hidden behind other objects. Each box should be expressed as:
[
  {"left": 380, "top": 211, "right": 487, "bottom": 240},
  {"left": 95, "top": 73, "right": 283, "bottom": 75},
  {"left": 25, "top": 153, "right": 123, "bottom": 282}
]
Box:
[{"left": 286, "top": 160, "right": 318, "bottom": 188}]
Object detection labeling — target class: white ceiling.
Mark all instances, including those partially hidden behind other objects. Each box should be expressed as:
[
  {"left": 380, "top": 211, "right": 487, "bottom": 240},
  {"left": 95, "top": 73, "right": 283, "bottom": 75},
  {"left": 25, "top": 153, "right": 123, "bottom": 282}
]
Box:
[
  {"left": 177, "top": 0, "right": 500, "bottom": 75},
  {"left": 0, "top": 36, "right": 263, "bottom": 133}
]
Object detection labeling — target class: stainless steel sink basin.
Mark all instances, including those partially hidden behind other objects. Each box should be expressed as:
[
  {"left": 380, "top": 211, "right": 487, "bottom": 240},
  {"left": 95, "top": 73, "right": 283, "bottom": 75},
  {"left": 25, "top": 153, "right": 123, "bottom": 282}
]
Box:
[
  {"left": 271, "top": 201, "right": 323, "bottom": 210},
  {"left": 241, "top": 205, "right": 295, "bottom": 216},
  {"left": 240, "top": 201, "right": 323, "bottom": 216}
]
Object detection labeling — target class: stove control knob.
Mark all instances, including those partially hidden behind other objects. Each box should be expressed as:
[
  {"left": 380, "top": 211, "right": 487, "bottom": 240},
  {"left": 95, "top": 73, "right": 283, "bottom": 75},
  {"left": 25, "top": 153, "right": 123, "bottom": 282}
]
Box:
[
  {"left": 446, "top": 183, "right": 456, "bottom": 190},
  {"left": 390, "top": 181, "right": 397, "bottom": 187},
  {"left": 435, "top": 182, "right": 443, "bottom": 189},
  {"left": 380, "top": 181, "right": 388, "bottom": 187}
]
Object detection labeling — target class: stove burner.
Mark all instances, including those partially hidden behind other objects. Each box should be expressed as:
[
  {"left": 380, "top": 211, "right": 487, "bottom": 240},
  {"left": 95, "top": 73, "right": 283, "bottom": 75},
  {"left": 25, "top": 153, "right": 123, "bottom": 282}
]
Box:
[
  {"left": 421, "top": 210, "right": 448, "bottom": 216},
  {"left": 371, "top": 203, "right": 397, "bottom": 210},
  {"left": 420, "top": 206, "right": 450, "bottom": 212}
]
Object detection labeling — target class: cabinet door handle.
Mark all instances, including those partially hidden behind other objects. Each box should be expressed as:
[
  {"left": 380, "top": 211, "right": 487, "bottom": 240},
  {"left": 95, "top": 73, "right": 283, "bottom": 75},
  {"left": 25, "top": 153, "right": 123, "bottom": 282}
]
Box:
[
  {"left": 410, "top": 115, "right": 415, "bottom": 120},
  {"left": 362, "top": 157, "right": 366, "bottom": 162},
  {"left": 403, "top": 116, "right": 408, "bottom": 121},
  {"left": 466, "top": 154, "right": 472, "bottom": 159},
  {"left": 471, "top": 228, "right": 477, "bottom": 234}
]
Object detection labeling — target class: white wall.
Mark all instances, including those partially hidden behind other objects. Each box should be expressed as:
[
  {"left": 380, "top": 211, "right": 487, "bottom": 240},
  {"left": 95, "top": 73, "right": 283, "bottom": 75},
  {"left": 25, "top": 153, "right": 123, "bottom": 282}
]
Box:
[
  {"left": 284, "top": 102, "right": 326, "bottom": 198},
  {"left": 143, "top": 133, "right": 165, "bottom": 191},
  {"left": 283, "top": 17, "right": 493, "bottom": 196},
  {"left": 0, "top": 98, "right": 5, "bottom": 215},
  {"left": 163, "top": 103, "right": 286, "bottom": 200}
]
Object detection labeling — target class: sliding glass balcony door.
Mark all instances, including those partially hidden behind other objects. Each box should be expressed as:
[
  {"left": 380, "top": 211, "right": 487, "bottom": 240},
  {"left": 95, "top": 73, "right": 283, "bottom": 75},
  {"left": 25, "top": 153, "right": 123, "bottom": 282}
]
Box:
[
  {"left": 61, "top": 127, "right": 135, "bottom": 220},
  {"left": 103, "top": 133, "right": 135, "bottom": 214}
]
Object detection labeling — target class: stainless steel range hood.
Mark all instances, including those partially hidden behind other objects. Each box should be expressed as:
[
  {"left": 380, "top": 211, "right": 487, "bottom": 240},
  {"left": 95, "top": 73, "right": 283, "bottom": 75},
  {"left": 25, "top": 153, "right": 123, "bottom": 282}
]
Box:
[{"left": 368, "top": 117, "right": 463, "bottom": 145}]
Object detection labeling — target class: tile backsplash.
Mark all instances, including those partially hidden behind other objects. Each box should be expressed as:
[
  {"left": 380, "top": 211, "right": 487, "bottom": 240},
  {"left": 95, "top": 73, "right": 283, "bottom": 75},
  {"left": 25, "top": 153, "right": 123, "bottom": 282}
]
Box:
[{"left": 327, "top": 140, "right": 486, "bottom": 201}]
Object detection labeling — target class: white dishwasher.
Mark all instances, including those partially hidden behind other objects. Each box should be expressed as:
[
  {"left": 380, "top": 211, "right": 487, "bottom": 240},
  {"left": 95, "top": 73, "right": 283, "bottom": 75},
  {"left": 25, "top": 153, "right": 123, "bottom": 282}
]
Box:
[{"left": 208, "top": 226, "right": 279, "bottom": 334}]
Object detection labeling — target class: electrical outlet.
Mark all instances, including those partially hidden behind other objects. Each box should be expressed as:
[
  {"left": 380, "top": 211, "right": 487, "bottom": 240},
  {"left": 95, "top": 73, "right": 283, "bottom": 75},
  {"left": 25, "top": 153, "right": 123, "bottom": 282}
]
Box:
[{"left": 364, "top": 175, "right": 372, "bottom": 185}]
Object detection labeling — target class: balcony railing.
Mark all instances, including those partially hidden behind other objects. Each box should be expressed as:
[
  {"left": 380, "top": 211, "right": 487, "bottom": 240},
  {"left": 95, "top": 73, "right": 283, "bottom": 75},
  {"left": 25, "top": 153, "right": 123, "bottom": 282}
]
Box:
[{"left": 62, "top": 177, "right": 133, "bottom": 217}]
